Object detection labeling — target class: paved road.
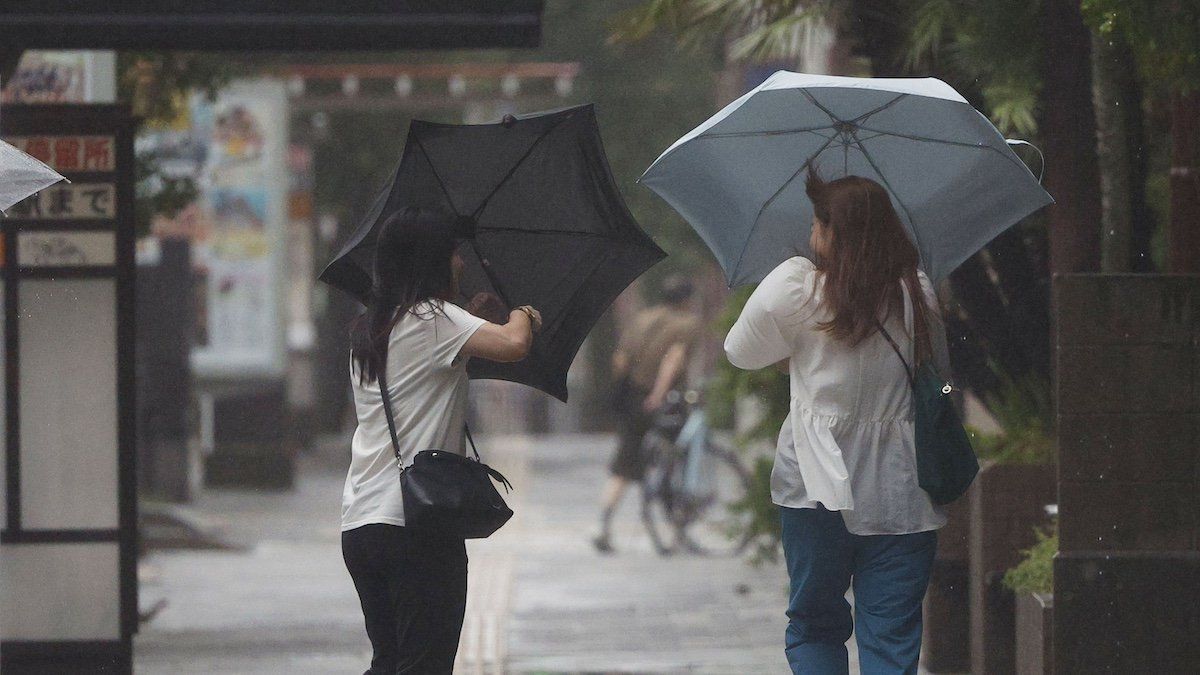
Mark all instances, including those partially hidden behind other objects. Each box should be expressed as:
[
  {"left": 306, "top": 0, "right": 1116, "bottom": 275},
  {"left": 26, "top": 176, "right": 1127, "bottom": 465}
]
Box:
[{"left": 133, "top": 433, "right": 858, "bottom": 674}]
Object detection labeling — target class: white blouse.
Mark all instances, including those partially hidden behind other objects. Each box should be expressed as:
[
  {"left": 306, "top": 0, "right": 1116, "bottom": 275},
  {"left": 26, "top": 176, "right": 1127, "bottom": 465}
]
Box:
[{"left": 724, "top": 256, "right": 949, "bottom": 535}]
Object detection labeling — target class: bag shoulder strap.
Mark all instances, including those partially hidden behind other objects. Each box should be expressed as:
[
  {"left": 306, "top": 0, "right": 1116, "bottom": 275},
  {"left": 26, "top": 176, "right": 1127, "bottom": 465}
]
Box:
[
  {"left": 377, "top": 354, "right": 482, "bottom": 469},
  {"left": 377, "top": 357, "right": 403, "bottom": 466},
  {"left": 876, "top": 322, "right": 915, "bottom": 386}
]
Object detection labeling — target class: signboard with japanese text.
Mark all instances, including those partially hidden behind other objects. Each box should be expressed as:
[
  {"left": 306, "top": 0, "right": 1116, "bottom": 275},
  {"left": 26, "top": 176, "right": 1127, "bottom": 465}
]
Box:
[
  {"left": 3, "top": 135, "right": 119, "bottom": 223},
  {"left": 6, "top": 135, "right": 116, "bottom": 172},
  {"left": 7, "top": 184, "right": 116, "bottom": 221}
]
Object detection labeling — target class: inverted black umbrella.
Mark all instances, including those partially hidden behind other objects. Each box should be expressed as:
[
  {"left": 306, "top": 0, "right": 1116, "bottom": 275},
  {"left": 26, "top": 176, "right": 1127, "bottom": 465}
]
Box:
[{"left": 319, "top": 104, "right": 666, "bottom": 401}]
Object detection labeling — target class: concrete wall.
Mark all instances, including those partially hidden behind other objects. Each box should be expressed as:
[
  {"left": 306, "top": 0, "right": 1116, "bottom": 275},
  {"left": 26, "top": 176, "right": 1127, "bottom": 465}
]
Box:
[{"left": 1055, "top": 274, "right": 1200, "bottom": 673}]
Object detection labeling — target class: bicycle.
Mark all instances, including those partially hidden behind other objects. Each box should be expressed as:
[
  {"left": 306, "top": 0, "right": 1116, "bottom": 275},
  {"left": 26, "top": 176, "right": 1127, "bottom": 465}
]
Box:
[{"left": 639, "top": 389, "right": 753, "bottom": 557}]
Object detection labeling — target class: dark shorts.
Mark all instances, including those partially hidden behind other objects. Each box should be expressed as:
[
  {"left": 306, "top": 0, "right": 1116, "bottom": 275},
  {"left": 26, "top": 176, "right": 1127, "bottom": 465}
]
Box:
[{"left": 610, "top": 396, "right": 654, "bottom": 481}]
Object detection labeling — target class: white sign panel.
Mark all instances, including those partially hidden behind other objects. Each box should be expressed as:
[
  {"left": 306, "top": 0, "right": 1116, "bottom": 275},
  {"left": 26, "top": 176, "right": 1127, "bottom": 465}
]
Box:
[
  {"left": 18, "top": 231, "right": 115, "bottom": 267},
  {"left": 6, "top": 184, "right": 116, "bottom": 221}
]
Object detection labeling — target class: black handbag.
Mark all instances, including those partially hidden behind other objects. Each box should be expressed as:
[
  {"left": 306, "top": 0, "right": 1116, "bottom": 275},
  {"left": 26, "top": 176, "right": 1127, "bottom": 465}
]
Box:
[
  {"left": 878, "top": 324, "right": 979, "bottom": 505},
  {"left": 378, "top": 368, "right": 514, "bottom": 539}
]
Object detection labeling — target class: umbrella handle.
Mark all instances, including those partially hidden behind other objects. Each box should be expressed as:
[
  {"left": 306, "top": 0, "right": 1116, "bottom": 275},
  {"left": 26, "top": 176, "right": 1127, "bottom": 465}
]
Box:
[{"left": 1005, "top": 139, "right": 1046, "bottom": 184}]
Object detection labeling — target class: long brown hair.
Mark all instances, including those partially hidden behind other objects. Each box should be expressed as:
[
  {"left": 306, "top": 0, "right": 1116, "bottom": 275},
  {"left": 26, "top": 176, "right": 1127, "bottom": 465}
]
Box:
[{"left": 805, "top": 169, "right": 933, "bottom": 365}]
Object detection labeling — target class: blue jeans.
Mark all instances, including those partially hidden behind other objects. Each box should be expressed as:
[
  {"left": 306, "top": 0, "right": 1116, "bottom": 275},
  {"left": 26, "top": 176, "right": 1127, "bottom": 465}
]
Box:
[{"left": 780, "top": 506, "right": 937, "bottom": 675}]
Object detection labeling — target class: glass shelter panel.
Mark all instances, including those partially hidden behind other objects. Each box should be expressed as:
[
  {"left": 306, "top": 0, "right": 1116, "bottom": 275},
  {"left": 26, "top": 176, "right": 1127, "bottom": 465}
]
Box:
[
  {"left": 18, "top": 279, "right": 118, "bottom": 529},
  {"left": 0, "top": 542, "right": 121, "bottom": 640}
]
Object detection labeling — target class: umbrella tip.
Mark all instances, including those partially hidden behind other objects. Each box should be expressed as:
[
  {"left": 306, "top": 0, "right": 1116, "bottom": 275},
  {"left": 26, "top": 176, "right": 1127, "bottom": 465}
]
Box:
[
  {"left": 454, "top": 214, "right": 477, "bottom": 239},
  {"left": 501, "top": 114, "right": 518, "bottom": 128}
]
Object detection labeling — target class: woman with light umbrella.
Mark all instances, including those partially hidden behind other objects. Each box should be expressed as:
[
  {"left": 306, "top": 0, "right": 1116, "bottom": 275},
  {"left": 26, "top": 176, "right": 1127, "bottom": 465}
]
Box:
[{"left": 641, "top": 72, "right": 1052, "bottom": 674}]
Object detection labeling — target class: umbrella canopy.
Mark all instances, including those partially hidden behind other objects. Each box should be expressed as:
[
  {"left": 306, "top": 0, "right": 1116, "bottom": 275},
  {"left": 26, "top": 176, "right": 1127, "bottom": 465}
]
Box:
[
  {"left": 0, "top": 140, "right": 67, "bottom": 213},
  {"left": 640, "top": 71, "right": 1054, "bottom": 286},
  {"left": 320, "top": 104, "right": 665, "bottom": 401}
]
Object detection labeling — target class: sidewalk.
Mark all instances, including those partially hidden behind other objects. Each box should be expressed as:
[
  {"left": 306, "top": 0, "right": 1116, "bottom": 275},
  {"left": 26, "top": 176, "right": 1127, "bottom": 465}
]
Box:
[{"left": 133, "top": 433, "right": 826, "bottom": 673}]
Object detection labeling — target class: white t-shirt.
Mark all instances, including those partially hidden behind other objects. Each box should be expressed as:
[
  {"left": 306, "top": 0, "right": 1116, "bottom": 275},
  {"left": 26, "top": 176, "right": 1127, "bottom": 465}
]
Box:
[{"left": 341, "top": 299, "right": 486, "bottom": 531}]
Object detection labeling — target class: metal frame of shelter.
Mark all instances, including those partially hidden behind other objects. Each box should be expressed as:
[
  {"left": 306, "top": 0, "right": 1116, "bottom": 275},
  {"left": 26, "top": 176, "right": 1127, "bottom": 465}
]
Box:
[
  {"left": 0, "top": 105, "right": 138, "bottom": 672},
  {"left": 0, "top": 1, "right": 544, "bottom": 51}
]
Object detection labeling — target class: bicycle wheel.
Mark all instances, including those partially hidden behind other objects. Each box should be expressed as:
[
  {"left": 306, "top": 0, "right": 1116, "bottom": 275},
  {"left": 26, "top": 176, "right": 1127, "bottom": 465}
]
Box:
[
  {"left": 639, "top": 431, "right": 682, "bottom": 556},
  {"left": 676, "top": 438, "right": 754, "bottom": 557}
]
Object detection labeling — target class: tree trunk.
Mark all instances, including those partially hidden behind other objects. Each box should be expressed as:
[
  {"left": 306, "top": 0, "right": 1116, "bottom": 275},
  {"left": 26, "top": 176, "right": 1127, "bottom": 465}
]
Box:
[
  {"left": 1091, "top": 30, "right": 1135, "bottom": 273},
  {"left": 1038, "top": 0, "right": 1103, "bottom": 275},
  {"left": 849, "top": 0, "right": 906, "bottom": 76},
  {"left": 1124, "top": 50, "right": 1154, "bottom": 272},
  {"left": 1168, "top": 90, "right": 1200, "bottom": 272}
]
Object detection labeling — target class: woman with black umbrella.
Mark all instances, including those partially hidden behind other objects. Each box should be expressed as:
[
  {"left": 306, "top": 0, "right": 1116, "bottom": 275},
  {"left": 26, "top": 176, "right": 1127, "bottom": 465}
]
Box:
[{"left": 340, "top": 206, "right": 541, "bottom": 674}]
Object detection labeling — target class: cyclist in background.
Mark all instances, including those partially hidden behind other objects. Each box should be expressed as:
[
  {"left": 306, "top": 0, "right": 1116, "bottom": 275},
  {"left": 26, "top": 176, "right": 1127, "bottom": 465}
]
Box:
[{"left": 592, "top": 276, "right": 699, "bottom": 554}]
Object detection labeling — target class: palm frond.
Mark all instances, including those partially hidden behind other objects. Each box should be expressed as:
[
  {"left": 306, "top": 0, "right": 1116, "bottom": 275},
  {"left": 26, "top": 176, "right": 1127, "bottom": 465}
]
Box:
[
  {"left": 729, "top": 5, "right": 834, "bottom": 62},
  {"left": 903, "top": 0, "right": 957, "bottom": 70},
  {"left": 982, "top": 77, "right": 1040, "bottom": 136},
  {"left": 609, "top": 0, "right": 697, "bottom": 45}
]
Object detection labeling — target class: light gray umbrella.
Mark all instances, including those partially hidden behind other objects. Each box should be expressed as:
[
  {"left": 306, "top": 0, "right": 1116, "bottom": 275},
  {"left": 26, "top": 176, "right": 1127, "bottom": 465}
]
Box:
[
  {"left": 640, "top": 71, "right": 1053, "bottom": 285},
  {"left": 0, "top": 139, "right": 67, "bottom": 213}
]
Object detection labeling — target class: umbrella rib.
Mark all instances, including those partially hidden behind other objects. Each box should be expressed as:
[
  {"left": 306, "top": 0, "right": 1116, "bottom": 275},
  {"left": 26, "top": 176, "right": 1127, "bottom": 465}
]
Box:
[
  {"left": 696, "top": 125, "right": 835, "bottom": 140},
  {"left": 413, "top": 135, "right": 463, "bottom": 216},
  {"left": 476, "top": 225, "right": 646, "bottom": 245},
  {"left": 850, "top": 94, "right": 908, "bottom": 125},
  {"left": 729, "top": 134, "right": 838, "bottom": 284},
  {"left": 854, "top": 131, "right": 889, "bottom": 143},
  {"left": 471, "top": 113, "right": 574, "bottom": 221},
  {"left": 847, "top": 129, "right": 926, "bottom": 266},
  {"left": 855, "top": 125, "right": 1031, "bottom": 175},
  {"left": 800, "top": 89, "right": 841, "bottom": 124}
]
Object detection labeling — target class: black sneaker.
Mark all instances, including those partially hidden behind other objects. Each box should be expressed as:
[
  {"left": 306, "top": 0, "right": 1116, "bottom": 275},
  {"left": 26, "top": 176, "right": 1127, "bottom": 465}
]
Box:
[{"left": 591, "top": 534, "right": 615, "bottom": 554}]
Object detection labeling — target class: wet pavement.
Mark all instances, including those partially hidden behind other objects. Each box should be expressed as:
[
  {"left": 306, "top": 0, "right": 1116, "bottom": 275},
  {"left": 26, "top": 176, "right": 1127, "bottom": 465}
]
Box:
[{"left": 133, "top": 432, "right": 887, "bottom": 674}]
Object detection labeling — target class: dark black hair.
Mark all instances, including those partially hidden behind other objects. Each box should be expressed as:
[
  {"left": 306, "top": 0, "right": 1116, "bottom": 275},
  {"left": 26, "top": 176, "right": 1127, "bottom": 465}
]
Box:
[
  {"left": 350, "top": 206, "right": 459, "bottom": 386},
  {"left": 660, "top": 275, "right": 694, "bottom": 306}
]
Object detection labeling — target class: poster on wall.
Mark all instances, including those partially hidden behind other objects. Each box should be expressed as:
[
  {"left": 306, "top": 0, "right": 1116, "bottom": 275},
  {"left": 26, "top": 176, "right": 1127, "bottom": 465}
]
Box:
[{"left": 189, "top": 79, "right": 288, "bottom": 379}]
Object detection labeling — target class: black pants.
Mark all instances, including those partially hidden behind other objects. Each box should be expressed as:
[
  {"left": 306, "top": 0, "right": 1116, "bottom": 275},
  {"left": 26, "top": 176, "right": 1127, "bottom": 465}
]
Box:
[{"left": 341, "top": 523, "right": 468, "bottom": 674}]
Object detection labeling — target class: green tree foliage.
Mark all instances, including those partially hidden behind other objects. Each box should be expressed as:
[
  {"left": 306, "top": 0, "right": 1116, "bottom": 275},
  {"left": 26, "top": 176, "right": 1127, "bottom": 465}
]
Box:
[
  {"left": 1002, "top": 524, "right": 1057, "bottom": 595},
  {"left": 1083, "top": 0, "right": 1200, "bottom": 94},
  {"left": 611, "top": 0, "right": 838, "bottom": 64},
  {"left": 118, "top": 52, "right": 232, "bottom": 236},
  {"left": 903, "top": 0, "right": 1042, "bottom": 136}
]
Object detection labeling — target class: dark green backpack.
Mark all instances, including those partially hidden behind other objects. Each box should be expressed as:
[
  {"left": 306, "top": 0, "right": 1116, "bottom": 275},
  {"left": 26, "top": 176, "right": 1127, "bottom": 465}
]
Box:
[{"left": 878, "top": 324, "right": 979, "bottom": 505}]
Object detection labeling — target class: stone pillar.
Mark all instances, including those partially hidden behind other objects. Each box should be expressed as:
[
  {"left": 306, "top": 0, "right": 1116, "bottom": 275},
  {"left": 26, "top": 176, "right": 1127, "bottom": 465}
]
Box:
[
  {"left": 1055, "top": 274, "right": 1200, "bottom": 673},
  {"left": 135, "top": 239, "right": 195, "bottom": 502}
]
